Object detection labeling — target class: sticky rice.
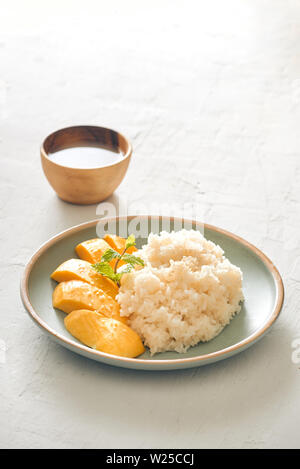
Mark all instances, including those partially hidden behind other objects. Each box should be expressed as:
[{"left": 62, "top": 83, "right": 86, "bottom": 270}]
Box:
[{"left": 117, "top": 229, "right": 244, "bottom": 355}]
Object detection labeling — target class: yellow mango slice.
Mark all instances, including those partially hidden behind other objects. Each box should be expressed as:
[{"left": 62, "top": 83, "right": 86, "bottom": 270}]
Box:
[
  {"left": 104, "top": 234, "right": 138, "bottom": 254},
  {"left": 52, "top": 280, "right": 126, "bottom": 324},
  {"left": 95, "top": 304, "right": 127, "bottom": 325},
  {"left": 64, "top": 310, "right": 145, "bottom": 358},
  {"left": 75, "top": 236, "right": 132, "bottom": 269},
  {"left": 75, "top": 238, "right": 112, "bottom": 264},
  {"left": 50, "top": 258, "right": 118, "bottom": 299}
]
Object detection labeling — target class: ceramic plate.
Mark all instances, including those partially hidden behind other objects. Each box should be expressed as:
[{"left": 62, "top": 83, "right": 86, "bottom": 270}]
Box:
[{"left": 20, "top": 217, "right": 284, "bottom": 371}]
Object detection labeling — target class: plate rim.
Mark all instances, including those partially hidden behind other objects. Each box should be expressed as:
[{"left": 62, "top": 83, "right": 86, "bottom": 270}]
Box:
[{"left": 20, "top": 216, "right": 285, "bottom": 368}]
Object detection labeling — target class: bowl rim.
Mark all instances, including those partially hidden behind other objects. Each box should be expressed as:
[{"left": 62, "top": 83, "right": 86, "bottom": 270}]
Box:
[
  {"left": 40, "top": 125, "right": 132, "bottom": 171},
  {"left": 20, "top": 216, "right": 285, "bottom": 367}
]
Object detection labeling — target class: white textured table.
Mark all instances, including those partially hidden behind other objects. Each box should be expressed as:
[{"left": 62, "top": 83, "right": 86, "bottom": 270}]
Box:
[{"left": 1, "top": 0, "right": 299, "bottom": 449}]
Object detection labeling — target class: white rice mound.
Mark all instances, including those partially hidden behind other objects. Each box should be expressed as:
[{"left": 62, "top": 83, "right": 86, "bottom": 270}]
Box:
[{"left": 117, "top": 229, "right": 244, "bottom": 355}]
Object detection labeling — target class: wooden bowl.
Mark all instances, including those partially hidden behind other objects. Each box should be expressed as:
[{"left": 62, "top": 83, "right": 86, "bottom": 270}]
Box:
[{"left": 40, "top": 125, "right": 132, "bottom": 204}]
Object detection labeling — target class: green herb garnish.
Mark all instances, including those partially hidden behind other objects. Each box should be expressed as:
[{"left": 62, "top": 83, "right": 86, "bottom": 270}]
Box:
[{"left": 92, "top": 234, "right": 144, "bottom": 286}]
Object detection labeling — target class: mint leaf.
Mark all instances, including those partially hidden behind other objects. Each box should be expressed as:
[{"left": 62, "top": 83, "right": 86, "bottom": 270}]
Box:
[
  {"left": 122, "top": 253, "right": 144, "bottom": 266},
  {"left": 92, "top": 234, "right": 143, "bottom": 287},
  {"left": 92, "top": 262, "right": 118, "bottom": 282},
  {"left": 101, "top": 248, "right": 121, "bottom": 263},
  {"left": 125, "top": 234, "right": 136, "bottom": 249},
  {"left": 113, "top": 273, "right": 122, "bottom": 284}
]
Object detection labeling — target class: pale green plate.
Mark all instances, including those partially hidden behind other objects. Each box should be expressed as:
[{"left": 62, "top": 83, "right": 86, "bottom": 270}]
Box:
[{"left": 20, "top": 217, "right": 284, "bottom": 370}]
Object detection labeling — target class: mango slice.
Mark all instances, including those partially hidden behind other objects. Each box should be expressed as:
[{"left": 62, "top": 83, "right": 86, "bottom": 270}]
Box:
[
  {"left": 64, "top": 310, "right": 145, "bottom": 358},
  {"left": 75, "top": 238, "right": 112, "bottom": 264},
  {"left": 50, "top": 258, "right": 118, "bottom": 299},
  {"left": 52, "top": 280, "right": 126, "bottom": 324},
  {"left": 95, "top": 304, "right": 127, "bottom": 325},
  {"left": 104, "top": 234, "right": 138, "bottom": 254},
  {"left": 75, "top": 236, "right": 134, "bottom": 269}
]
